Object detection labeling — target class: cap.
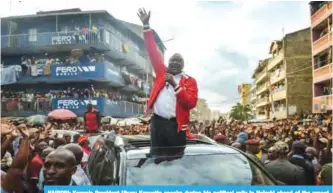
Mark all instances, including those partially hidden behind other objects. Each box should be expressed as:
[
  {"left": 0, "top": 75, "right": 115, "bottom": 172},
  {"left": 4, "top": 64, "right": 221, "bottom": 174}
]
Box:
[
  {"left": 78, "top": 136, "right": 88, "bottom": 144},
  {"left": 292, "top": 141, "right": 306, "bottom": 149},
  {"left": 246, "top": 139, "right": 259, "bottom": 145},
  {"left": 274, "top": 141, "right": 289, "bottom": 153}
]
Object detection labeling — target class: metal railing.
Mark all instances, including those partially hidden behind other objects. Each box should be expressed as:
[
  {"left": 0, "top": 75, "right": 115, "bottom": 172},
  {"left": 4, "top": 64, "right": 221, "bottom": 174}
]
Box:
[
  {"left": 1, "top": 98, "right": 52, "bottom": 112},
  {"left": 272, "top": 86, "right": 286, "bottom": 93},
  {"left": 257, "top": 97, "right": 268, "bottom": 104},
  {"left": 1, "top": 30, "right": 105, "bottom": 49},
  {"left": 2, "top": 30, "right": 150, "bottom": 71},
  {"left": 118, "top": 101, "right": 145, "bottom": 114}
]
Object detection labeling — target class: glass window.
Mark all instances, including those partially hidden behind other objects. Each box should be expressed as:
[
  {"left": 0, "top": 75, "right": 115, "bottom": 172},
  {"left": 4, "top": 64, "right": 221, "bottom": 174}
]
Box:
[
  {"left": 104, "top": 30, "right": 110, "bottom": 44},
  {"left": 126, "top": 153, "right": 275, "bottom": 185},
  {"left": 28, "top": 28, "right": 37, "bottom": 42}
]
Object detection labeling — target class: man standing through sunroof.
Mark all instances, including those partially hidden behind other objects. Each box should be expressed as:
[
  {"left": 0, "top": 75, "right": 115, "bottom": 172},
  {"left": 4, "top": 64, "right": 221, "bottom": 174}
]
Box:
[{"left": 137, "top": 8, "right": 198, "bottom": 155}]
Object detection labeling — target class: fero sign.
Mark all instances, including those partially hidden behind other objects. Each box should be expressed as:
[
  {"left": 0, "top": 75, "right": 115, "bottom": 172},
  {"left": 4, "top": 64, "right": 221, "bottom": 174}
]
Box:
[{"left": 51, "top": 35, "right": 74, "bottom": 45}]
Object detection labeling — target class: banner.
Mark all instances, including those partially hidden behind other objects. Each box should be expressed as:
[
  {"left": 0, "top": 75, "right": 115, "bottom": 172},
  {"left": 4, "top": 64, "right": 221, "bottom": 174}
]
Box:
[
  {"left": 44, "top": 186, "right": 332, "bottom": 193},
  {"left": 51, "top": 98, "right": 104, "bottom": 116}
]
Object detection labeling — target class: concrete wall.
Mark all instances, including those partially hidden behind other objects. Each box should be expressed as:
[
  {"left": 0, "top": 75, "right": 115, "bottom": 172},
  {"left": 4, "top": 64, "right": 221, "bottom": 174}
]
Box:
[{"left": 285, "top": 28, "right": 313, "bottom": 115}]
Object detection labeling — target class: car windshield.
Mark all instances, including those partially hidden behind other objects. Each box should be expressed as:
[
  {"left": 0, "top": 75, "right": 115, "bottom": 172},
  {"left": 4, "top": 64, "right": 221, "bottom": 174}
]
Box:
[{"left": 126, "top": 153, "right": 256, "bottom": 185}]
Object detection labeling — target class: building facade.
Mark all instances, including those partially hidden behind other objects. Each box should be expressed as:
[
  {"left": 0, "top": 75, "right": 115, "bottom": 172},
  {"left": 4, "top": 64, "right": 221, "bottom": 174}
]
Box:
[
  {"left": 239, "top": 83, "right": 252, "bottom": 105},
  {"left": 310, "top": 1, "right": 332, "bottom": 113},
  {"left": 190, "top": 98, "right": 211, "bottom": 121},
  {"left": 252, "top": 28, "right": 313, "bottom": 120},
  {"left": 1, "top": 9, "right": 165, "bottom": 117}
]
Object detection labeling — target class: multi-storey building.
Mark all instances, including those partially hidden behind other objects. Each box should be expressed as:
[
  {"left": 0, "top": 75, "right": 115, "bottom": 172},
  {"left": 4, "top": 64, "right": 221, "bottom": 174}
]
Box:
[
  {"left": 239, "top": 83, "right": 252, "bottom": 105},
  {"left": 249, "top": 82, "right": 257, "bottom": 116},
  {"left": 252, "top": 28, "right": 313, "bottom": 120},
  {"left": 309, "top": 1, "right": 332, "bottom": 113},
  {"left": 252, "top": 58, "right": 271, "bottom": 120},
  {"left": 0, "top": 8, "right": 165, "bottom": 117},
  {"left": 267, "top": 28, "right": 313, "bottom": 119},
  {"left": 190, "top": 98, "right": 211, "bottom": 121}
]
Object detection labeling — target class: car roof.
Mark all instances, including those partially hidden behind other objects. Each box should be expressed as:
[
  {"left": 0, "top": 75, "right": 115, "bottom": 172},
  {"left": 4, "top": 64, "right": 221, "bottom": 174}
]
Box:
[{"left": 126, "top": 144, "right": 241, "bottom": 160}]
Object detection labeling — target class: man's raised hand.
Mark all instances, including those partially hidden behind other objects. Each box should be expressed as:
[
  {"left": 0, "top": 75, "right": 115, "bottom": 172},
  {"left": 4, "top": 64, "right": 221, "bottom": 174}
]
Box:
[{"left": 137, "top": 8, "right": 151, "bottom": 25}]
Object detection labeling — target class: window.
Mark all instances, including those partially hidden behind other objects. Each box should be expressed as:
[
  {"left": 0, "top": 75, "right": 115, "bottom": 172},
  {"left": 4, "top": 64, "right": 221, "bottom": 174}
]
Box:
[
  {"left": 126, "top": 153, "right": 275, "bottom": 185},
  {"left": 28, "top": 28, "right": 37, "bottom": 42},
  {"left": 104, "top": 30, "right": 110, "bottom": 44}
]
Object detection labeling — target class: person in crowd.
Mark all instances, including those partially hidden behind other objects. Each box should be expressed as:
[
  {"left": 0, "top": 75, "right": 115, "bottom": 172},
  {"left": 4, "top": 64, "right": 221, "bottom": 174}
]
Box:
[
  {"left": 63, "top": 133, "right": 72, "bottom": 144},
  {"left": 289, "top": 141, "right": 316, "bottom": 185},
  {"left": 63, "top": 143, "right": 91, "bottom": 185},
  {"left": 245, "top": 139, "right": 262, "bottom": 164},
  {"left": 264, "top": 146, "right": 277, "bottom": 165},
  {"left": 26, "top": 141, "right": 48, "bottom": 192},
  {"left": 305, "top": 146, "right": 321, "bottom": 175},
  {"left": 84, "top": 104, "right": 101, "bottom": 133},
  {"left": 77, "top": 136, "right": 91, "bottom": 168},
  {"left": 1, "top": 125, "right": 30, "bottom": 193},
  {"left": 236, "top": 132, "right": 248, "bottom": 152},
  {"left": 137, "top": 8, "right": 198, "bottom": 154},
  {"left": 42, "top": 149, "right": 77, "bottom": 188},
  {"left": 265, "top": 141, "right": 306, "bottom": 185},
  {"left": 38, "top": 147, "right": 54, "bottom": 192}
]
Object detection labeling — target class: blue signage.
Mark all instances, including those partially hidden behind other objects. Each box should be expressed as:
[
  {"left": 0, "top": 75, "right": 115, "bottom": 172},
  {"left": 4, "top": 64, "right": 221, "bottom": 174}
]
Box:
[
  {"left": 51, "top": 64, "right": 103, "bottom": 79},
  {"left": 52, "top": 98, "right": 104, "bottom": 116},
  {"left": 51, "top": 98, "right": 144, "bottom": 117}
]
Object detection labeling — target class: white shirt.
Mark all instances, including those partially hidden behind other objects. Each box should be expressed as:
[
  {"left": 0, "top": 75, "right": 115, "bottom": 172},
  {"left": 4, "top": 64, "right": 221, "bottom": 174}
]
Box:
[{"left": 153, "top": 73, "right": 182, "bottom": 119}]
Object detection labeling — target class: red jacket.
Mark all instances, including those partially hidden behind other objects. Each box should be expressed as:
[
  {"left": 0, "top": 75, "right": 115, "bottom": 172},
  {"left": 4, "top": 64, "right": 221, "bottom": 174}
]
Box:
[{"left": 143, "top": 29, "right": 198, "bottom": 137}]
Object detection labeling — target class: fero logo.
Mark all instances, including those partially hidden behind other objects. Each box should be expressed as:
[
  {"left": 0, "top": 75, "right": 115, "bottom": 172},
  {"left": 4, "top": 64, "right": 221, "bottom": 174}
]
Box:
[
  {"left": 55, "top": 66, "right": 96, "bottom": 76},
  {"left": 57, "top": 99, "right": 98, "bottom": 109}
]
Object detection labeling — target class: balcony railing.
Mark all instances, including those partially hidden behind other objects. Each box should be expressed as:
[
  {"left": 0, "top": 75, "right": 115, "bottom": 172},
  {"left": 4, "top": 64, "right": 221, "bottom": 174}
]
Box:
[
  {"left": 314, "top": 63, "right": 332, "bottom": 83},
  {"left": 256, "top": 97, "right": 269, "bottom": 107},
  {"left": 1, "top": 30, "right": 150, "bottom": 71},
  {"left": 1, "top": 97, "right": 144, "bottom": 115},
  {"left": 311, "top": 1, "right": 332, "bottom": 27},
  {"left": 256, "top": 83, "right": 269, "bottom": 95},
  {"left": 271, "top": 87, "right": 287, "bottom": 101},
  {"left": 1, "top": 98, "right": 52, "bottom": 113},
  {"left": 312, "top": 32, "right": 332, "bottom": 56},
  {"left": 255, "top": 70, "right": 267, "bottom": 84},
  {"left": 1, "top": 31, "right": 107, "bottom": 49},
  {"left": 270, "top": 69, "right": 285, "bottom": 84},
  {"left": 267, "top": 53, "right": 284, "bottom": 71}
]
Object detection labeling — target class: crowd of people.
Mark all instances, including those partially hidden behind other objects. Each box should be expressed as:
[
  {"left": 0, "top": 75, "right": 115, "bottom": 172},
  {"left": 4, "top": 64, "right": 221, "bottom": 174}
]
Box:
[
  {"left": 190, "top": 114, "right": 332, "bottom": 185},
  {"left": 0, "top": 117, "right": 151, "bottom": 192},
  {"left": 1, "top": 111, "right": 331, "bottom": 192},
  {"left": 1, "top": 87, "right": 146, "bottom": 112}
]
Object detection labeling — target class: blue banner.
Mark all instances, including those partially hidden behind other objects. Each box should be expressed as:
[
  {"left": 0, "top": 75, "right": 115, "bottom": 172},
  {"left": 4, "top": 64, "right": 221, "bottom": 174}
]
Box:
[
  {"left": 51, "top": 64, "right": 104, "bottom": 79},
  {"left": 52, "top": 98, "right": 104, "bottom": 115},
  {"left": 44, "top": 186, "right": 333, "bottom": 193}
]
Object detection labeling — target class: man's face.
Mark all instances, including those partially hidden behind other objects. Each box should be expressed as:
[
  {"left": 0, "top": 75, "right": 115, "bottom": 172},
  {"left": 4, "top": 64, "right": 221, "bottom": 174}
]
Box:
[
  {"left": 64, "top": 134, "right": 71, "bottom": 143},
  {"left": 43, "top": 153, "right": 76, "bottom": 185},
  {"left": 168, "top": 57, "right": 183, "bottom": 75}
]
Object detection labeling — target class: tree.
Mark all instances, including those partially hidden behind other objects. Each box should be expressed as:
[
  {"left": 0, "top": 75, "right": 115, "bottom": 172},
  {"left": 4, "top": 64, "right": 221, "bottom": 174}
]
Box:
[{"left": 229, "top": 103, "right": 251, "bottom": 121}]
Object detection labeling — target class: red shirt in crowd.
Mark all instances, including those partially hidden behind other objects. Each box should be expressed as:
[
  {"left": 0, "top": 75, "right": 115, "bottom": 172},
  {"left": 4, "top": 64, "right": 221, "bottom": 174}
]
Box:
[{"left": 26, "top": 154, "right": 43, "bottom": 179}]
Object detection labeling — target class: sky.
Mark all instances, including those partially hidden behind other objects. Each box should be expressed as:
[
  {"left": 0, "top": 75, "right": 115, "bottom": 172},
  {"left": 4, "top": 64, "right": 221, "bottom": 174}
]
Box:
[{"left": 1, "top": 0, "right": 311, "bottom": 112}]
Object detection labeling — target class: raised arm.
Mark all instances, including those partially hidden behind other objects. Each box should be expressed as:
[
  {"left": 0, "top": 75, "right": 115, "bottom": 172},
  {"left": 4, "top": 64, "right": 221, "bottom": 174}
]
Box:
[{"left": 138, "top": 8, "right": 166, "bottom": 77}]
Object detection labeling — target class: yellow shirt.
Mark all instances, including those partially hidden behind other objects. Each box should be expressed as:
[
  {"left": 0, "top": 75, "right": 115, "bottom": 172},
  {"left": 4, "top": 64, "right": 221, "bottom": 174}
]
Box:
[{"left": 256, "top": 150, "right": 262, "bottom": 159}]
